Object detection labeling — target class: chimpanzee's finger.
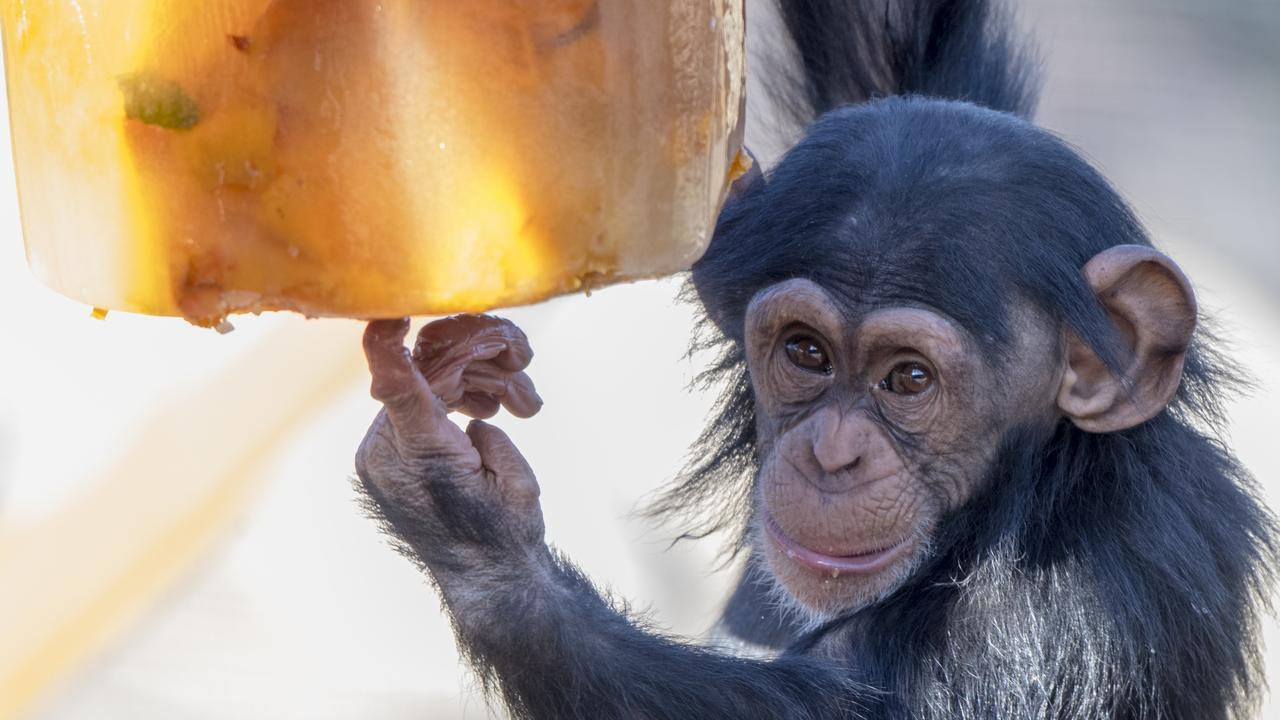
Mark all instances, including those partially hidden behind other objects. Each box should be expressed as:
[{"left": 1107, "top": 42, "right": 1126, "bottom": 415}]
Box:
[
  {"left": 459, "top": 361, "right": 507, "bottom": 394},
  {"left": 413, "top": 314, "right": 534, "bottom": 373},
  {"left": 490, "top": 324, "right": 533, "bottom": 372},
  {"left": 431, "top": 362, "right": 469, "bottom": 409},
  {"left": 458, "top": 364, "right": 543, "bottom": 419},
  {"left": 364, "top": 318, "right": 415, "bottom": 401},
  {"left": 499, "top": 372, "right": 543, "bottom": 419},
  {"left": 417, "top": 340, "right": 505, "bottom": 409},
  {"left": 466, "top": 420, "right": 539, "bottom": 501},
  {"left": 456, "top": 392, "right": 501, "bottom": 420},
  {"left": 415, "top": 337, "right": 504, "bottom": 381},
  {"left": 363, "top": 319, "right": 446, "bottom": 445},
  {"left": 413, "top": 314, "right": 504, "bottom": 361},
  {"left": 415, "top": 337, "right": 504, "bottom": 395}
]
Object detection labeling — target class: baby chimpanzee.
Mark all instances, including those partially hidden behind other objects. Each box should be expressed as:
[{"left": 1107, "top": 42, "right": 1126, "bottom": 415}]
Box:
[{"left": 356, "top": 1, "right": 1276, "bottom": 718}]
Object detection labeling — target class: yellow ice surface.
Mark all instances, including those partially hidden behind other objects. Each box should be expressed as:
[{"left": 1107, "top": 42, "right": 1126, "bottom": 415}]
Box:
[{"left": 2, "top": 0, "right": 745, "bottom": 326}]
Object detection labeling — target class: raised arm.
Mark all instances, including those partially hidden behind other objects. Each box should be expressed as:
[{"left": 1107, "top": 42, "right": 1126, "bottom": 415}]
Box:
[{"left": 354, "top": 317, "right": 866, "bottom": 720}]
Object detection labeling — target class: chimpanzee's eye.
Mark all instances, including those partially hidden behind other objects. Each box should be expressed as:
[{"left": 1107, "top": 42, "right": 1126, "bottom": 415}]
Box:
[
  {"left": 881, "top": 362, "right": 933, "bottom": 394},
  {"left": 783, "top": 334, "right": 832, "bottom": 374}
]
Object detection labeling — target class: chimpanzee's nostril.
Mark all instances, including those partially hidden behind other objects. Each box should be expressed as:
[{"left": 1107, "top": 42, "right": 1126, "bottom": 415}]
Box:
[
  {"left": 807, "top": 440, "right": 863, "bottom": 493},
  {"left": 809, "top": 467, "right": 860, "bottom": 495},
  {"left": 813, "top": 437, "right": 863, "bottom": 476}
]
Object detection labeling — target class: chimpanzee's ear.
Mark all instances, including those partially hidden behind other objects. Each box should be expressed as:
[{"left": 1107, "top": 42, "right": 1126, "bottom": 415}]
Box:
[{"left": 1057, "top": 245, "right": 1197, "bottom": 433}]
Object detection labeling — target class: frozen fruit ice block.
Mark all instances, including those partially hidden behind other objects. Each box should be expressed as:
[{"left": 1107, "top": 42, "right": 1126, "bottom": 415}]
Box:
[{"left": 2, "top": 0, "right": 745, "bottom": 327}]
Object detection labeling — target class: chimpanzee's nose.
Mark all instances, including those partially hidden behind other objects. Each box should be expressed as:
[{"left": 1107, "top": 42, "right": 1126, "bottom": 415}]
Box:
[{"left": 809, "top": 405, "right": 870, "bottom": 493}]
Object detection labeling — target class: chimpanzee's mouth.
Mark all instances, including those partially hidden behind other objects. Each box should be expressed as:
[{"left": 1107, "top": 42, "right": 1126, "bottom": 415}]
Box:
[{"left": 764, "top": 513, "right": 911, "bottom": 576}]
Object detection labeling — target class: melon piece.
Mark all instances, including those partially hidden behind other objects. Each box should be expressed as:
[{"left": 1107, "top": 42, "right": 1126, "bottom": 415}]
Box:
[{"left": 1, "top": 0, "right": 745, "bottom": 327}]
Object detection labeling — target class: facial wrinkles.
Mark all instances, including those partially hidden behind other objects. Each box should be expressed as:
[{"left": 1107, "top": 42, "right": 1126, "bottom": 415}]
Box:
[
  {"left": 765, "top": 419, "right": 918, "bottom": 553},
  {"left": 864, "top": 312, "right": 1003, "bottom": 511},
  {"left": 744, "top": 280, "right": 1063, "bottom": 613},
  {"left": 747, "top": 281, "right": 844, "bottom": 352},
  {"left": 825, "top": 475, "right": 912, "bottom": 550},
  {"left": 814, "top": 405, "right": 906, "bottom": 491},
  {"left": 894, "top": 361, "right": 985, "bottom": 509},
  {"left": 745, "top": 281, "right": 843, "bottom": 405}
]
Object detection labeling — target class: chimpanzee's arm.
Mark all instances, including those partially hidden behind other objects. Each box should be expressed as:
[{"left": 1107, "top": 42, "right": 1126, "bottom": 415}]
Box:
[
  {"left": 355, "top": 317, "right": 869, "bottom": 720},
  {"left": 359, "top": 470, "right": 865, "bottom": 720}
]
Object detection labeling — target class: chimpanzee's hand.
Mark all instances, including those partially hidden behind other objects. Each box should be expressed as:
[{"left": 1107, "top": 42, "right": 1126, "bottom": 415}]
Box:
[
  {"left": 355, "top": 316, "right": 548, "bottom": 611},
  {"left": 409, "top": 314, "right": 543, "bottom": 420}
]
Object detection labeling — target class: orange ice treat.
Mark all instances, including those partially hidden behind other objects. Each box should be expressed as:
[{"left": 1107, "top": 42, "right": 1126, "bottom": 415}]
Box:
[{"left": 1, "top": 1, "right": 745, "bottom": 327}]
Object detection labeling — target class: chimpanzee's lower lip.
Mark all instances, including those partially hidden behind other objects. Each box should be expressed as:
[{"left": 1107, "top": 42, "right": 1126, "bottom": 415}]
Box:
[{"left": 764, "top": 514, "right": 910, "bottom": 576}]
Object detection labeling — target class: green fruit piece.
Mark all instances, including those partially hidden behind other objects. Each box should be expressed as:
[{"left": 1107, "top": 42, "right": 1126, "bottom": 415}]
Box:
[{"left": 118, "top": 73, "right": 200, "bottom": 130}]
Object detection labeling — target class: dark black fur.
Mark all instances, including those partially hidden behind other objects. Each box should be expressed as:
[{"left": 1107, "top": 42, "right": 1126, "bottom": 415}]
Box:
[
  {"left": 767, "top": 0, "right": 1039, "bottom": 123},
  {"left": 363, "top": 1, "right": 1277, "bottom": 718},
  {"left": 659, "top": 0, "right": 1277, "bottom": 717}
]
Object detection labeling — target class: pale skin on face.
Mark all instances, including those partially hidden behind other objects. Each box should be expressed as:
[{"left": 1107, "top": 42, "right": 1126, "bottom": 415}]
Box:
[
  {"left": 741, "top": 245, "right": 1197, "bottom": 621},
  {"left": 745, "top": 279, "right": 1068, "bottom": 618}
]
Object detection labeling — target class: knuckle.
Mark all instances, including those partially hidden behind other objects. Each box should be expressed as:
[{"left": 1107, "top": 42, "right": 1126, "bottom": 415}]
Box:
[{"left": 369, "top": 374, "right": 408, "bottom": 402}]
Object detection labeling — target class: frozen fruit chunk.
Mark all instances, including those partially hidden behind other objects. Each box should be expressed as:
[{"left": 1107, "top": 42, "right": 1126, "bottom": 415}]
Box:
[{"left": 117, "top": 73, "right": 200, "bottom": 130}]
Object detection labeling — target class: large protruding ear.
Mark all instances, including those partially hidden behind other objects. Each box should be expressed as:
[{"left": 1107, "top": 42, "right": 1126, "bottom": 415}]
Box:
[{"left": 1057, "top": 245, "right": 1197, "bottom": 433}]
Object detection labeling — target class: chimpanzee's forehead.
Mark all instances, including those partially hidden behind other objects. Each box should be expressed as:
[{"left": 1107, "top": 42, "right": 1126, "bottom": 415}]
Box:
[
  {"left": 801, "top": 234, "right": 1014, "bottom": 355},
  {"left": 752, "top": 109, "right": 1115, "bottom": 356},
  {"left": 749, "top": 276, "right": 978, "bottom": 350},
  {"left": 696, "top": 98, "right": 1148, "bottom": 366},
  {"left": 734, "top": 179, "right": 1016, "bottom": 350}
]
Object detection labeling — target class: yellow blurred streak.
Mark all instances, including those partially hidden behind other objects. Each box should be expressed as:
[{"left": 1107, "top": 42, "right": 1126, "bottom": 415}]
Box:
[{"left": 0, "top": 319, "right": 365, "bottom": 719}]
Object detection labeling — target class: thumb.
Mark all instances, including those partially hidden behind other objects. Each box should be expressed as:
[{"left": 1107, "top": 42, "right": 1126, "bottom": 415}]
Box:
[{"left": 465, "top": 420, "right": 539, "bottom": 502}]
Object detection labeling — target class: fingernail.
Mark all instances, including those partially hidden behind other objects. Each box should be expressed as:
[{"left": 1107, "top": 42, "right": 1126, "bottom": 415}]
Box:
[{"left": 471, "top": 341, "right": 506, "bottom": 358}]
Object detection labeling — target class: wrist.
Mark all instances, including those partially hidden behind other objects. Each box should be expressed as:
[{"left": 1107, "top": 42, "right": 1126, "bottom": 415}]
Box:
[{"left": 432, "top": 542, "right": 560, "bottom": 629}]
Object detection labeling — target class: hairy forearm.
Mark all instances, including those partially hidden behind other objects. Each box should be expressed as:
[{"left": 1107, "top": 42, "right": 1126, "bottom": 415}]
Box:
[
  {"left": 357, "top": 469, "right": 869, "bottom": 719},
  {"left": 449, "top": 549, "right": 869, "bottom": 720}
]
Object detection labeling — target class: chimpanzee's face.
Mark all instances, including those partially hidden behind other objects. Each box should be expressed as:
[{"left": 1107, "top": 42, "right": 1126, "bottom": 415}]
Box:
[{"left": 744, "top": 278, "right": 1063, "bottom": 618}]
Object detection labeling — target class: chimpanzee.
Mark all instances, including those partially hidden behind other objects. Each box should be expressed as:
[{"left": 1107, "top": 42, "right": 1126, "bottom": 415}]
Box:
[{"left": 354, "top": 1, "right": 1277, "bottom": 718}]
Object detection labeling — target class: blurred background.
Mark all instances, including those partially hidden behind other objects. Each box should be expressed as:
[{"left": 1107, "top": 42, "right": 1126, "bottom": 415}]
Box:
[{"left": 1, "top": 0, "right": 1277, "bottom": 717}]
